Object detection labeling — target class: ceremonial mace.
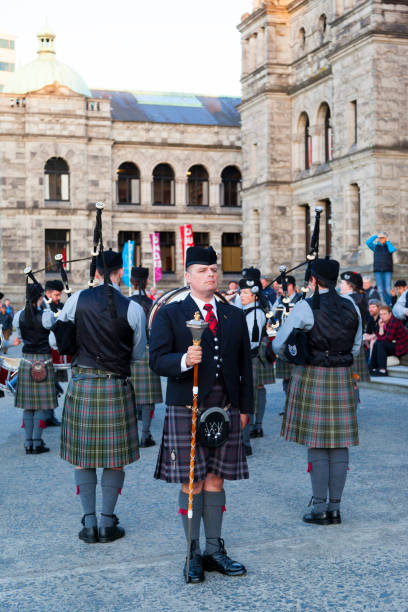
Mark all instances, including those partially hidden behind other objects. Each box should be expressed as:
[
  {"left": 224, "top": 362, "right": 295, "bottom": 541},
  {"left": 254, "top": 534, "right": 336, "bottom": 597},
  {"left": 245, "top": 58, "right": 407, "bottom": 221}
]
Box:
[{"left": 185, "top": 312, "right": 208, "bottom": 583}]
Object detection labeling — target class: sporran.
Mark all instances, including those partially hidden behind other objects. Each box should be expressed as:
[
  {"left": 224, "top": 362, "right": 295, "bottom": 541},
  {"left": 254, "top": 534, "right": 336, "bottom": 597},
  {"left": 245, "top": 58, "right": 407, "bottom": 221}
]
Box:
[{"left": 197, "top": 406, "right": 230, "bottom": 448}]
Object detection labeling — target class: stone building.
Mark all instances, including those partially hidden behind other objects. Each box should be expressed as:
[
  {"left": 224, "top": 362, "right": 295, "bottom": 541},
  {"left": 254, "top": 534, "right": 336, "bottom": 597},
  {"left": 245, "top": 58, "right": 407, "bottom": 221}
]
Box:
[
  {"left": 238, "top": 0, "right": 408, "bottom": 278},
  {"left": 0, "top": 28, "right": 243, "bottom": 302}
]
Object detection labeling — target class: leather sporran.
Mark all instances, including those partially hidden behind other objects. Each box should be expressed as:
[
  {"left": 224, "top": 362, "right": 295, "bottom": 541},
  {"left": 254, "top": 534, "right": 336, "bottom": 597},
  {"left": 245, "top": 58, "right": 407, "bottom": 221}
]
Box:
[
  {"left": 30, "top": 360, "right": 48, "bottom": 383},
  {"left": 197, "top": 407, "right": 230, "bottom": 448}
]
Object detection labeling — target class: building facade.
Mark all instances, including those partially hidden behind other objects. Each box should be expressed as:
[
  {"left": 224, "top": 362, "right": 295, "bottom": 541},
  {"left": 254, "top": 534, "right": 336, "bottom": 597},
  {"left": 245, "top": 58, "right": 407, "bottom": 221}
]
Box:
[
  {"left": 0, "top": 33, "right": 16, "bottom": 91},
  {"left": 238, "top": 0, "right": 408, "bottom": 278},
  {"left": 0, "top": 30, "right": 243, "bottom": 302}
]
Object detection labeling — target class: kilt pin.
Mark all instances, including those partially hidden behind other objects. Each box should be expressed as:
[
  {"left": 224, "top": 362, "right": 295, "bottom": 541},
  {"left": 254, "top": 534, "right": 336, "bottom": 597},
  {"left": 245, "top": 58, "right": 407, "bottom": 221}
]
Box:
[
  {"left": 281, "top": 364, "right": 359, "bottom": 448},
  {"left": 15, "top": 352, "right": 58, "bottom": 412},
  {"left": 60, "top": 366, "right": 140, "bottom": 468}
]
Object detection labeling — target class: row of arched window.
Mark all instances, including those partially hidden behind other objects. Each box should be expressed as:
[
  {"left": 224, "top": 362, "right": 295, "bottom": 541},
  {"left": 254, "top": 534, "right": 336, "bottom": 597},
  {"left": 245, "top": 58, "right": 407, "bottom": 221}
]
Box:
[
  {"left": 44, "top": 158, "right": 242, "bottom": 207},
  {"left": 298, "top": 103, "right": 332, "bottom": 171},
  {"left": 298, "top": 13, "right": 327, "bottom": 51}
]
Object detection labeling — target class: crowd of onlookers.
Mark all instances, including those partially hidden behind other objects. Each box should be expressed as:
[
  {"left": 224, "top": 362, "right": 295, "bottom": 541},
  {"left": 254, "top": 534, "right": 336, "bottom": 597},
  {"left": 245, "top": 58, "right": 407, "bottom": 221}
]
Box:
[{"left": 0, "top": 293, "right": 15, "bottom": 353}]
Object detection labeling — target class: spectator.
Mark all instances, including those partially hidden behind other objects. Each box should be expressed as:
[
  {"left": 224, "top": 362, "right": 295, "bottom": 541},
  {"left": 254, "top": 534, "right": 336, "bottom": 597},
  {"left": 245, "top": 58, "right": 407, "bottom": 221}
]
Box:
[
  {"left": 224, "top": 280, "right": 240, "bottom": 305},
  {"left": 261, "top": 277, "right": 276, "bottom": 307},
  {"left": 365, "top": 232, "right": 396, "bottom": 306},
  {"left": 4, "top": 298, "right": 13, "bottom": 317},
  {"left": 362, "top": 277, "right": 380, "bottom": 303},
  {"left": 391, "top": 280, "right": 408, "bottom": 327},
  {"left": 370, "top": 305, "right": 408, "bottom": 376},
  {"left": 0, "top": 303, "right": 13, "bottom": 353},
  {"left": 363, "top": 299, "right": 382, "bottom": 357}
]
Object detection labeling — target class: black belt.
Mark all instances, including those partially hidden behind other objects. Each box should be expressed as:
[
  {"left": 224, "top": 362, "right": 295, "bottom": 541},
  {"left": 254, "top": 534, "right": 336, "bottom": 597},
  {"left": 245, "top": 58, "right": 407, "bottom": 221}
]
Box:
[{"left": 72, "top": 373, "right": 127, "bottom": 382}]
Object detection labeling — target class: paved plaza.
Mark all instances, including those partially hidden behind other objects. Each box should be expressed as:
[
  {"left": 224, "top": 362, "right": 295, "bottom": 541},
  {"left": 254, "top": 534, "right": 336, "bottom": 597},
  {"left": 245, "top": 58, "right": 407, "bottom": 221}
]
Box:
[{"left": 1, "top": 368, "right": 407, "bottom": 611}]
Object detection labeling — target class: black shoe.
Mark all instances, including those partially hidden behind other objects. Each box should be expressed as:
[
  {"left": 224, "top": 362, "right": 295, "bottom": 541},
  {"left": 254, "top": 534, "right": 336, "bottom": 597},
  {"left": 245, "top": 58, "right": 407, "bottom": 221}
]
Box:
[
  {"left": 327, "top": 509, "right": 342, "bottom": 525},
  {"left": 140, "top": 434, "right": 156, "bottom": 448},
  {"left": 46, "top": 416, "right": 61, "bottom": 427},
  {"left": 79, "top": 514, "right": 99, "bottom": 543},
  {"left": 32, "top": 440, "right": 50, "bottom": 454},
  {"left": 302, "top": 510, "right": 331, "bottom": 525},
  {"left": 249, "top": 429, "right": 257, "bottom": 439},
  {"left": 244, "top": 444, "right": 252, "bottom": 456},
  {"left": 279, "top": 411, "right": 285, "bottom": 416},
  {"left": 99, "top": 514, "right": 125, "bottom": 543},
  {"left": 203, "top": 539, "right": 246, "bottom": 576},
  {"left": 183, "top": 540, "right": 205, "bottom": 584},
  {"left": 25, "top": 440, "right": 33, "bottom": 454}
]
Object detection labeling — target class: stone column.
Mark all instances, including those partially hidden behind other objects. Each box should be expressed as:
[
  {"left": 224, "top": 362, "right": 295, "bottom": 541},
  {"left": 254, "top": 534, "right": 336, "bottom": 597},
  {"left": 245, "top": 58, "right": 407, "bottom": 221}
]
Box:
[
  {"left": 242, "top": 38, "right": 249, "bottom": 77},
  {"left": 176, "top": 178, "right": 186, "bottom": 206}
]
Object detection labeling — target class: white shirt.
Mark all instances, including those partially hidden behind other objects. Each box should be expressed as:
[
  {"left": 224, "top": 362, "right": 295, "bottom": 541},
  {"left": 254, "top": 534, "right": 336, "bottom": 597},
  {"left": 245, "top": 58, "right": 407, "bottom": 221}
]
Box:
[{"left": 180, "top": 293, "right": 218, "bottom": 372}]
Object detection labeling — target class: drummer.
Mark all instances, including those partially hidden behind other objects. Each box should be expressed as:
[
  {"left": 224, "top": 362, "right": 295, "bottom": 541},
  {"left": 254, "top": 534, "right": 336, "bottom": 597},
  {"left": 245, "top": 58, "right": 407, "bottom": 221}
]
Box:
[
  {"left": 129, "top": 266, "right": 163, "bottom": 447},
  {"left": 13, "top": 281, "right": 57, "bottom": 454}
]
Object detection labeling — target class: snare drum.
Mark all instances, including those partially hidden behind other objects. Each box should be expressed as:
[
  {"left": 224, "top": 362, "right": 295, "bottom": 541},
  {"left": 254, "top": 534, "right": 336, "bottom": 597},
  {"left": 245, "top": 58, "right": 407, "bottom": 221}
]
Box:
[
  {"left": 0, "top": 355, "right": 20, "bottom": 394},
  {"left": 51, "top": 349, "right": 72, "bottom": 371}
]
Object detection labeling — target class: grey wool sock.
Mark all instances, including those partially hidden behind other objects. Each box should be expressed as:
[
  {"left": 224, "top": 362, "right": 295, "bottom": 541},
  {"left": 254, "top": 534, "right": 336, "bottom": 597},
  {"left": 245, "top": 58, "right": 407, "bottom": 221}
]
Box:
[
  {"left": 328, "top": 448, "right": 349, "bottom": 511},
  {"left": 75, "top": 469, "right": 97, "bottom": 528},
  {"left": 32, "top": 410, "right": 46, "bottom": 448},
  {"left": 100, "top": 469, "right": 125, "bottom": 528},
  {"left": 307, "top": 448, "right": 330, "bottom": 513},
  {"left": 22, "top": 410, "right": 34, "bottom": 448},
  {"left": 203, "top": 490, "right": 226, "bottom": 555},
  {"left": 255, "top": 387, "right": 266, "bottom": 428},
  {"left": 179, "top": 491, "right": 203, "bottom": 552}
]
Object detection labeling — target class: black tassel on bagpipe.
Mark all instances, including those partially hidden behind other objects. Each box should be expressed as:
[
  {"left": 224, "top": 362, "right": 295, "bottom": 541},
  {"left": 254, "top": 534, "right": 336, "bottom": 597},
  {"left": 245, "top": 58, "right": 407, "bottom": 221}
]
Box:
[{"left": 93, "top": 202, "right": 117, "bottom": 319}]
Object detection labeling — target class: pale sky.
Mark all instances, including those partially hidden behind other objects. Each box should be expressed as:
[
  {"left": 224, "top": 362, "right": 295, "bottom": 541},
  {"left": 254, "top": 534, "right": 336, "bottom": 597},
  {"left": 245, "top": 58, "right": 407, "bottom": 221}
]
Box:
[{"left": 2, "top": 0, "right": 253, "bottom": 97}]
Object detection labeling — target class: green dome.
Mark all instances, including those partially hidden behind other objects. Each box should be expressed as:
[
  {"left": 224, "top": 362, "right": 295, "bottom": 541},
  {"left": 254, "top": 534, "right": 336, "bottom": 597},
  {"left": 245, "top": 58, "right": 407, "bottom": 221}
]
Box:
[{"left": 4, "top": 29, "right": 91, "bottom": 97}]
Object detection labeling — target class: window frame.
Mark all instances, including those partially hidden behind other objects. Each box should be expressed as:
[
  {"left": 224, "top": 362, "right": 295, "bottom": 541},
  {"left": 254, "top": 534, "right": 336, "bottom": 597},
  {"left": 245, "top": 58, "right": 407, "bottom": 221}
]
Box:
[
  {"left": 117, "top": 162, "right": 141, "bottom": 205},
  {"left": 117, "top": 231, "right": 141, "bottom": 266},
  {"left": 44, "top": 157, "right": 70, "bottom": 202},
  {"left": 221, "top": 166, "right": 242, "bottom": 207},
  {"left": 152, "top": 164, "right": 175, "bottom": 206},
  {"left": 159, "top": 231, "right": 176, "bottom": 273},
  {"left": 187, "top": 165, "right": 209, "bottom": 206},
  {"left": 44, "top": 229, "right": 71, "bottom": 273},
  {"left": 221, "top": 233, "right": 242, "bottom": 273}
]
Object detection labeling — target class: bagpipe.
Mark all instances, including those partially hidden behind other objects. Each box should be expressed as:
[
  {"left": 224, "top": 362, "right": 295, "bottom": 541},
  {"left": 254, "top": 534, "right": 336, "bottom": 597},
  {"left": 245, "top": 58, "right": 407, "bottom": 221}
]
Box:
[
  {"left": 263, "top": 206, "right": 323, "bottom": 363},
  {"left": 23, "top": 202, "right": 110, "bottom": 356}
]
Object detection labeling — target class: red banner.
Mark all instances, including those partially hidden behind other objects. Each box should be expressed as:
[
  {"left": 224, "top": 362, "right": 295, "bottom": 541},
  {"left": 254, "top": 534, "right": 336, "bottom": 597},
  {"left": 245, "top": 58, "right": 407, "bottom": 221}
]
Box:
[{"left": 180, "top": 224, "right": 194, "bottom": 266}]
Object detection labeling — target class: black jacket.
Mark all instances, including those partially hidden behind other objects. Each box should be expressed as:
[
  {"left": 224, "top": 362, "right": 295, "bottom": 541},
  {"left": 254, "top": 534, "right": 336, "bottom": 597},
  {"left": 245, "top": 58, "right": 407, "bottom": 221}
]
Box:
[
  {"left": 19, "top": 309, "right": 51, "bottom": 354},
  {"left": 149, "top": 294, "right": 254, "bottom": 413}
]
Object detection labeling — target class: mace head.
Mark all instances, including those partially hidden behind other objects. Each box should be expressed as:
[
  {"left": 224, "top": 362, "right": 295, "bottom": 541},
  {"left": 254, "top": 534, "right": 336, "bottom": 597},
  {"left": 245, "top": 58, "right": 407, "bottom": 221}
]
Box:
[{"left": 186, "top": 311, "right": 208, "bottom": 344}]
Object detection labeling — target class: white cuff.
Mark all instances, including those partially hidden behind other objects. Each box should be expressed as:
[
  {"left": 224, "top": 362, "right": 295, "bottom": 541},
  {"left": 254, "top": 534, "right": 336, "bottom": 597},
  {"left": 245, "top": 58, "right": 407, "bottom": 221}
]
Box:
[{"left": 181, "top": 353, "right": 193, "bottom": 373}]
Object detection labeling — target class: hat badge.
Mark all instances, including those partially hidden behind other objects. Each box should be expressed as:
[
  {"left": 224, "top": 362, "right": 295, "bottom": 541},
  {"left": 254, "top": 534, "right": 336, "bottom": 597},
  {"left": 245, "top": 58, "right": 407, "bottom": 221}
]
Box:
[{"left": 247, "top": 280, "right": 254, "bottom": 287}]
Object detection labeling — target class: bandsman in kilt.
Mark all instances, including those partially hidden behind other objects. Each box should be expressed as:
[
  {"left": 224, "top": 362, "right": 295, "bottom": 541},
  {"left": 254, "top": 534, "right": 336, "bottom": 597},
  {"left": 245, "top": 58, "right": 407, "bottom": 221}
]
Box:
[
  {"left": 239, "top": 267, "right": 275, "bottom": 455},
  {"left": 273, "top": 258, "right": 362, "bottom": 525},
  {"left": 273, "top": 275, "right": 302, "bottom": 415},
  {"left": 13, "top": 281, "right": 57, "bottom": 454},
  {"left": 149, "top": 245, "right": 253, "bottom": 583},
  {"left": 129, "top": 266, "right": 163, "bottom": 447},
  {"left": 44, "top": 279, "right": 65, "bottom": 426},
  {"left": 58, "top": 250, "right": 146, "bottom": 544},
  {"left": 340, "top": 271, "right": 371, "bottom": 405}
]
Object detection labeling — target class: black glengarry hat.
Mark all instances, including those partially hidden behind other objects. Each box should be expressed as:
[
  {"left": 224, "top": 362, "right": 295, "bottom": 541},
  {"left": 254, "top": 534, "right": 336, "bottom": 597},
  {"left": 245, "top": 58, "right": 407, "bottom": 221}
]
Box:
[
  {"left": 131, "top": 266, "right": 149, "bottom": 281},
  {"left": 45, "top": 279, "right": 64, "bottom": 292},
  {"left": 311, "top": 258, "right": 340, "bottom": 284},
  {"left": 239, "top": 267, "right": 262, "bottom": 292},
  {"left": 96, "top": 249, "right": 123, "bottom": 272},
  {"left": 27, "top": 282, "right": 44, "bottom": 303},
  {"left": 185, "top": 246, "right": 217, "bottom": 268},
  {"left": 341, "top": 271, "right": 363, "bottom": 289}
]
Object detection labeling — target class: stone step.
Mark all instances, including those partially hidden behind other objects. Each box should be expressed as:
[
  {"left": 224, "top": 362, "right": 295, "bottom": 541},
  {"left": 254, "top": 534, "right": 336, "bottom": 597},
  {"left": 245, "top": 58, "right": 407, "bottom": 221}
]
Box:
[
  {"left": 387, "top": 366, "right": 408, "bottom": 379},
  {"left": 360, "top": 376, "right": 408, "bottom": 395}
]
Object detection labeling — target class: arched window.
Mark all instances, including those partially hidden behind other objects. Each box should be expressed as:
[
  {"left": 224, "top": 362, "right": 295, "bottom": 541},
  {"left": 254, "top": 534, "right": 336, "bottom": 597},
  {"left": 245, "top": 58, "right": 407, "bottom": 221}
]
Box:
[
  {"left": 324, "top": 106, "right": 333, "bottom": 163},
  {"left": 117, "top": 162, "right": 140, "bottom": 205},
  {"left": 152, "top": 163, "right": 175, "bottom": 205},
  {"left": 44, "top": 157, "right": 69, "bottom": 201},
  {"left": 318, "top": 14, "right": 327, "bottom": 41},
  {"left": 298, "top": 113, "right": 311, "bottom": 170},
  {"left": 187, "top": 165, "right": 209, "bottom": 206},
  {"left": 221, "top": 166, "right": 242, "bottom": 207},
  {"left": 298, "top": 27, "right": 306, "bottom": 51}
]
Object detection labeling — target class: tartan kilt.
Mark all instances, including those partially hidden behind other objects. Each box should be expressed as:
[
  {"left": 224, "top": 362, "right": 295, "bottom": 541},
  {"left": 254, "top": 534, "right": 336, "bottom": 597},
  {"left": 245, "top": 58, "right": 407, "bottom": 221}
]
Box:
[
  {"left": 281, "top": 365, "right": 358, "bottom": 448},
  {"left": 15, "top": 353, "right": 58, "bottom": 411},
  {"left": 60, "top": 367, "right": 139, "bottom": 468},
  {"left": 352, "top": 346, "right": 370, "bottom": 382},
  {"left": 275, "top": 357, "right": 293, "bottom": 380},
  {"left": 154, "top": 405, "right": 249, "bottom": 483},
  {"left": 255, "top": 338, "right": 275, "bottom": 386},
  {"left": 130, "top": 347, "right": 163, "bottom": 405}
]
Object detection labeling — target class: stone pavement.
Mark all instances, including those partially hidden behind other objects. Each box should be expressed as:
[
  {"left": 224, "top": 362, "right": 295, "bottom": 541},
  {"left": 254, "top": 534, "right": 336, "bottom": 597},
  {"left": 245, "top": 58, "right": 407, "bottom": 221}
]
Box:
[{"left": 1, "top": 373, "right": 407, "bottom": 611}]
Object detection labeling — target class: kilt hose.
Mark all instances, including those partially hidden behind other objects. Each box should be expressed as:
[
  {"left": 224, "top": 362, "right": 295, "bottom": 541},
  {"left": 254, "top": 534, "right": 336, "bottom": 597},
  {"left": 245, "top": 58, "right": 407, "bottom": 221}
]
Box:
[
  {"left": 154, "top": 404, "right": 249, "bottom": 483},
  {"left": 281, "top": 365, "right": 358, "bottom": 448},
  {"left": 252, "top": 352, "right": 274, "bottom": 414},
  {"left": 15, "top": 353, "right": 58, "bottom": 412},
  {"left": 352, "top": 345, "right": 370, "bottom": 382},
  {"left": 130, "top": 347, "right": 163, "bottom": 405},
  {"left": 275, "top": 357, "right": 293, "bottom": 381},
  {"left": 60, "top": 367, "right": 139, "bottom": 468}
]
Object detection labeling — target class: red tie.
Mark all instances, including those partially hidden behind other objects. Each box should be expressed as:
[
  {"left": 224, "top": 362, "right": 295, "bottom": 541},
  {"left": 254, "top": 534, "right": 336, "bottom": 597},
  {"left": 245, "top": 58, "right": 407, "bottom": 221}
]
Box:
[{"left": 203, "top": 303, "right": 218, "bottom": 336}]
